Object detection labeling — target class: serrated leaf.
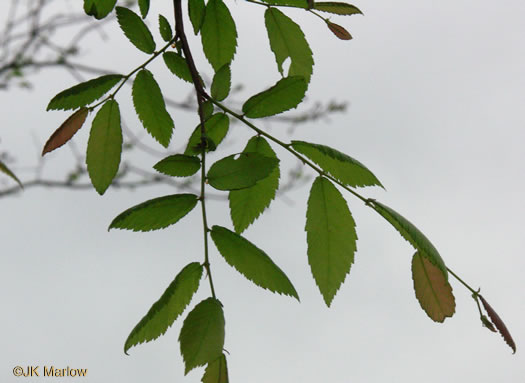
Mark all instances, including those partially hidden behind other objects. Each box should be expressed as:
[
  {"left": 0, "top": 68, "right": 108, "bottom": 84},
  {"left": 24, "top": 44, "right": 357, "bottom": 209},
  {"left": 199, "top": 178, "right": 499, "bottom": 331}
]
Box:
[
  {"left": 0, "top": 159, "right": 22, "bottom": 188},
  {"left": 202, "top": 101, "right": 214, "bottom": 120},
  {"left": 47, "top": 74, "right": 123, "bottom": 111},
  {"left": 479, "top": 295, "right": 516, "bottom": 353},
  {"left": 201, "top": 0, "right": 237, "bottom": 71},
  {"left": 327, "top": 22, "right": 352, "bottom": 40},
  {"left": 202, "top": 354, "right": 228, "bottom": 383},
  {"left": 229, "top": 136, "right": 279, "bottom": 233},
  {"left": 260, "top": 0, "right": 308, "bottom": 8},
  {"left": 314, "top": 2, "right": 362, "bottom": 15},
  {"left": 159, "top": 15, "right": 173, "bottom": 41},
  {"left": 189, "top": 0, "right": 206, "bottom": 35},
  {"left": 86, "top": 100, "right": 122, "bottom": 195},
  {"left": 291, "top": 140, "right": 383, "bottom": 188},
  {"left": 211, "top": 226, "right": 299, "bottom": 299},
  {"left": 132, "top": 69, "right": 174, "bottom": 147},
  {"left": 109, "top": 194, "right": 198, "bottom": 232},
  {"left": 154, "top": 154, "right": 201, "bottom": 177},
  {"left": 83, "top": 0, "right": 117, "bottom": 19},
  {"left": 138, "top": 0, "right": 150, "bottom": 18},
  {"left": 116, "top": 6, "right": 156, "bottom": 54},
  {"left": 211, "top": 65, "right": 231, "bottom": 101},
  {"left": 185, "top": 113, "right": 229, "bottom": 155},
  {"left": 207, "top": 153, "right": 279, "bottom": 191},
  {"left": 163, "top": 52, "right": 192, "bottom": 83},
  {"left": 412, "top": 251, "right": 455, "bottom": 322},
  {"left": 124, "top": 262, "right": 203, "bottom": 354},
  {"left": 42, "top": 108, "right": 89, "bottom": 155},
  {"left": 179, "top": 298, "right": 225, "bottom": 374},
  {"left": 306, "top": 176, "right": 357, "bottom": 306},
  {"left": 265, "top": 8, "right": 314, "bottom": 83},
  {"left": 242, "top": 76, "right": 307, "bottom": 118},
  {"left": 369, "top": 200, "right": 448, "bottom": 278}
]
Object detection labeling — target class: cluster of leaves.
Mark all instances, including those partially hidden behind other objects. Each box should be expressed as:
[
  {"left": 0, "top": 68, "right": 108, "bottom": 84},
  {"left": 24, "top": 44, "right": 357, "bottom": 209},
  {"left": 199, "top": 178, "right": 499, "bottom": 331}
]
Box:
[{"left": 41, "top": 0, "right": 515, "bottom": 381}]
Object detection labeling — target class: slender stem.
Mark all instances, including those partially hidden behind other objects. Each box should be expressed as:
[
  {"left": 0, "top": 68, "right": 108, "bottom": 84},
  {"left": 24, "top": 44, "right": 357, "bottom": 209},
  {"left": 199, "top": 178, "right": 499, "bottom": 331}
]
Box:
[
  {"left": 173, "top": 0, "right": 216, "bottom": 299},
  {"left": 446, "top": 266, "right": 477, "bottom": 294}
]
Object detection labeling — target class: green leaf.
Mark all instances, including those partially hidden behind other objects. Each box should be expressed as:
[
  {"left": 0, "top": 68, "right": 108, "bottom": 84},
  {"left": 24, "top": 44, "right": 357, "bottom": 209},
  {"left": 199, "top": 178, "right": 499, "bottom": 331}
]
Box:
[
  {"left": 207, "top": 153, "right": 279, "bottom": 191},
  {"left": 124, "top": 263, "right": 203, "bottom": 354},
  {"left": 47, "top": 74, "right": 123, "bottom": 111},
  {"left": 412, "top": 252, "right": 455, "bottom": 322},
  {"left": 42, "top": 108, "right": 90, "bottom": 155},
  {"left": 132, "top": 69, "right": 174, "bottom": 147},
  {"left": 211, "top": 226, "right": 299, "bottom": 299},
  {"left": 260, "top": 0, "right": 308, "bottom": 8},
  {"left": 116, "top": 6, "right": 156, "bottom": 54},
  {"left": 229, "top": 136, "right": 279, "bottom": 233},
  {"left": 179, "top": 298, "right": 225, "bottom": 375},
  {"left": 138, "top": 0, "right": 150, "bottom": 18},
  {"left": 109, "top": 194, "right": 198, "bottom": 232},
  {"left": 314, "top": 2, "right": 362, "bottom": 15},
  {"left": 211, "top": 65, "right": 231, "bottom": 101},
  {"left": 189, "top": 0, "right": 206, "bottom": 35},
  {"left": 306, "top": 176, "right": 357, "bottom": 306},
  {"left": 86, "top": 100, "right": 122, "bottom": 195},
  {"left": 202, "top": 100, "right": 214, "bottom": 120},
  {"left": 265, "top": 8, "right": 314, "bottom": 83},
  {"left": 242, "top": 76, "right": 307, "bottom": 118},
  {"left": 154, "top": 154, "right": 201, "bottom": 177},
  {"left": 202, "top": 354, "right": 228, "bottom": 383},
  {"left": 291, "top": 140, "right": 383, "bottom": 188},
  {"left": 159, "top": 15, "right": 173, "bottom": 42},
  {"left": 185, "top": 113, "right": 229, "bottom": 155},
  {"left": 368, "top": 200, "right": 448, "bottom": 278},
  {"left": 163, "top": 52, "right": 192, "bottom": 83},
  {"left": 0, "top": 159, "right": 22, "bottom": 188},
  {"left": 201, "top": 0, "right": 237, "bottom": 71},
  {"left": 83, "top": 0, "right": 117, "bottom": 19}
]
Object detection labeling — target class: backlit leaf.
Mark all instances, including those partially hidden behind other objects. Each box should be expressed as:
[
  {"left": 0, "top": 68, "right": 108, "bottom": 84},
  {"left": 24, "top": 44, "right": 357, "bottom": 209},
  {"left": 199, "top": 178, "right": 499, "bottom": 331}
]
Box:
[
  {"left": 480, "top": 295, "right": 516, "bottom": 353},
  {"left": 0, "top": 159, "right": 22, "bottom": 188},
  {"left": 159, "top": 15, "right": 173, "bottom": 42},
  {"left": 368, "top": 200, "right": 448, "bottom": 278},
  {"left": 327, "top": 22, "right": 352, "bottom": 40},
  {"left": 201, "top": 0, "right": 237, "bottom": 71},
  {"left": 291, "top": 140, "right": 383, "bottom": 188},
  {"left": 138, "top": 0, "right": 150, "bottom": 18},
  {"left": 314, "top": 2, "right": 362, "bottom": 15},
  {"left": 306, "top": 176, "right": 357, "bottom": 306},
  {"left": 154, "top": 154, "right": 201, "bottom": 177},
  {"left": 116, "top": 6, "right": 156, "bottom": 54},
  {"left": 163, "top": 52, "right": 192, "bottom": 83},
  {"left": 242, "top": 76, "right": 307, "bottom": 118},
  {"left": 202, "top": 354, "right": 228, "bottom": 383},
  {"left": 47, "top": 74, "right": 123, "bottom": 111},
  {"left": 229, "top": 136, "right": 279, "bottom": 233},
  {"left": 185, "top": 113, "right": 229, "bottom": 155},
  {"left": 132, "top": 69, "right": 174, "bottom": 147},
  {"left": 42, "top": 108, "right": 89, "bottom": 155},
  {"left": 124, "top": 263, "right": 203, "bottom": 354},
  {"left": 211, "top": 65, "right": 231, "bottom": 101},
  {"left": 189, "top": 0, "right": 206, "bottom": 35},
  {"left": 265, "top": 8, "right": 314, "bottom": 83},
  {"left": 207, "top": 153, "right": 279, "bottom": 191},
  {"left": 211, "top": 226, "right": 299, "bottom": 299},
  {"left": 412, "top": 251, "right": 455, "bottom": 322},
  {"left": 86, "top": 100, "right": 122, "bottom": 195},
  {"left": 83, "top": 0, "right": 117, "bottom": 19},
  {"left": 109, "top": 194, "right": 198, "bottom": 232},
  {"left": 179, "top": 298, "right": 225, "bottom": 374}
]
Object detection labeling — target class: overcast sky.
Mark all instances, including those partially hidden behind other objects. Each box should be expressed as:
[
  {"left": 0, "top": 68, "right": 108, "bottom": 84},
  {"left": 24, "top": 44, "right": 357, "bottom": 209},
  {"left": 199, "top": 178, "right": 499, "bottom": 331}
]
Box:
[{"left": 1, "top": 0, "right": 524, "bottom": 382}]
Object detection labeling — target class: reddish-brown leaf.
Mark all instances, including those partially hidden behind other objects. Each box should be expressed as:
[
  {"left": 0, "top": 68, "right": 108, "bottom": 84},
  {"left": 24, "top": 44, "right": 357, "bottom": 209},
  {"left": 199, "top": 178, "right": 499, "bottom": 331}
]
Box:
[
  {"left": 480, "top": 295, "right": 516, "bottom": 353},
  {"left": 42, "top": 108, "right": 89, "bottom": 156},
  {"left": 327, "top": 22, "right": 352, "bottom": 40},
  {"left": 412, "top": 251, "right": 455, "bottom": 322}
]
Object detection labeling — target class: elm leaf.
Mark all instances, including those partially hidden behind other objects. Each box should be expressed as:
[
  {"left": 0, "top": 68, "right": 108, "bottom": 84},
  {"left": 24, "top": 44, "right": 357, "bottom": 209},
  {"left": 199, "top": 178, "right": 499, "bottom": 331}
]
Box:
[
  {"left": 86, "top": 100, "right": 122, "bottom": 195},
  {"left": 154, "top": 154, "right": 201, "bottom": 177},
  {"left": 163, "top": 52, "right": 193, "bottom": 83},
  {"left": 42, "top": 108, "right": 89, "bottom": 155},
  {"left": 314, "top": 2, "right": 362, "bottom": 15},
  {"left": 159, "top": 15, "right": 173, "bottom": 42},
  {"left": 327, "top": 22, "right": 352, "bottom": 40},
  {"left": 116, "top": 6, "right": 156, "bottom": 54},
  {"left": 185, "top": 113, "right": 229, "bottom": 155},
  {"left": 138, "top": 0, "right": 150, "bottom": 18},
  {"left": 211, "top": 65, "right": 231, "bottom": 101},
  {"left": 260, "top": 0, "right": 308, "bottom": 7},
  {"left": 412, "top": 251, "right": 455, "bottom": 322},
  {"left": 479, "top": 295, "right": 517, "bottom": 353},
  {"left": 109, "top": 194, "right": 198, "bottom": 232},
  {"left": 179, "top": 298, "right": 225, "bottom": 374},
  {"left": 83, "top": 0, "right": 117, "bottom": 19},
  {"left": 189, "top": 0, "right": 206, "bottom": 35},
  {"left": 0, "top": 159, "right": 22, "bottom": 188},
  {"left": 124, "top": 263, "right": 203, "bottom": 354},
  {"left": 211, "top": 225, "right": 299, "bottom": 299},
  {"left": 202, "top": 354, "right": 229, "bottom": 383}
]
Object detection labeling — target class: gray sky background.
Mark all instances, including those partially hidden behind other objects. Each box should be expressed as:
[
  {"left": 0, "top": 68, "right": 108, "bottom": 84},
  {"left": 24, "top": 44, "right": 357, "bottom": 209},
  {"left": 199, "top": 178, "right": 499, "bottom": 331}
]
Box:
[{"left": 1, "top": 0, "right": 524, "bottom": 382}]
